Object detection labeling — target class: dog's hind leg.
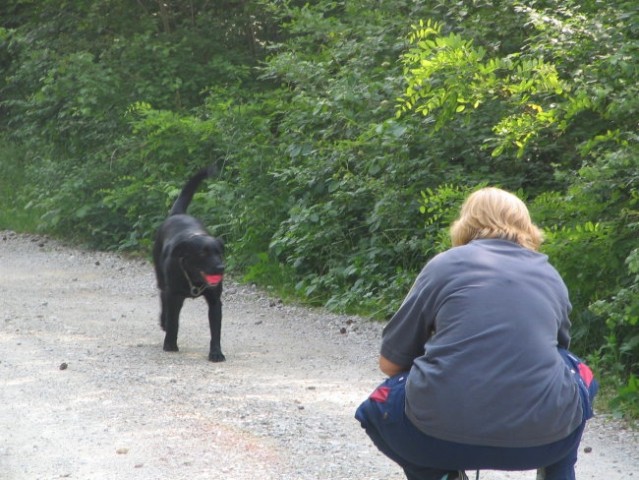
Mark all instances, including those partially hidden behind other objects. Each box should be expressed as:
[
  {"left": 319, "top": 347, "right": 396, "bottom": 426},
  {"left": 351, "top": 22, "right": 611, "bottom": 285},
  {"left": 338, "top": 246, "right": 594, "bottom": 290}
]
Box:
[
  {"left": 204, "top": 291, "right": 225, "bottom": 362},
  {"left": 159, "top": 291, "right": 168, "bottom": 331},
  {"left": 161, "top": 291, "right": 185, "bottom": 352}
]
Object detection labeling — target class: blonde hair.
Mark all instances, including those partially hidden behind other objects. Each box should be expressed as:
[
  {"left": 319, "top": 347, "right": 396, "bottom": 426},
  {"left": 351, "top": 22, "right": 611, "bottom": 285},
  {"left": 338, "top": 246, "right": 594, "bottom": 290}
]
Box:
[{"left": 450, "top": 187, "right": 543, "bottom": 251}]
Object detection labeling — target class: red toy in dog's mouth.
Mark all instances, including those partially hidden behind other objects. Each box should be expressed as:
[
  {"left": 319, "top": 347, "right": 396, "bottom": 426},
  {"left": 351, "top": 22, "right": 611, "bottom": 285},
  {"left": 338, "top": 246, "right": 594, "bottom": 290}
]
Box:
[{"left": 202, "top": 273, "right": 223, "bottom": 286}]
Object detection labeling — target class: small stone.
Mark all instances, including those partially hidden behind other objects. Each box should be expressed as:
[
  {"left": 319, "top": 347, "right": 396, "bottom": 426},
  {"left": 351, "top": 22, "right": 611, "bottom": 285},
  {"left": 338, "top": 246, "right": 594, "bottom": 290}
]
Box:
[
  {"left": 584, "top": 446, "right": 593, "bottom": 453},
  {"left": 59, "top": 362, "right": 68, "bottom": 370}
]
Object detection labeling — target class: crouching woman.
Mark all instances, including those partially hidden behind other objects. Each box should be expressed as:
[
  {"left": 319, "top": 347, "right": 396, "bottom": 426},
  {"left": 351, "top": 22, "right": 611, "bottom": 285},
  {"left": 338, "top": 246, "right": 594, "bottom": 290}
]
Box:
[{"left": 356, "top": 187, "right": 598, "bottom": 480}]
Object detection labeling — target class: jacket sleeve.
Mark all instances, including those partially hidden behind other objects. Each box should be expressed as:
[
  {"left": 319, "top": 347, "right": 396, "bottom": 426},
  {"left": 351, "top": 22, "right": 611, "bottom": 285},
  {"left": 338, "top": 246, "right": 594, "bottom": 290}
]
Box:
[{"left": 380, "top": 259, "right": 443, "bottom": 367}]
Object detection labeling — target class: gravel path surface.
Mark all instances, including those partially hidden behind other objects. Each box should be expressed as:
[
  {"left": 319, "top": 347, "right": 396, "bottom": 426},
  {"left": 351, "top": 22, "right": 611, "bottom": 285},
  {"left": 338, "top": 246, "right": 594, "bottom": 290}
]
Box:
[{"left": 1, "top": 231, "right": 637, "bottom": 480}]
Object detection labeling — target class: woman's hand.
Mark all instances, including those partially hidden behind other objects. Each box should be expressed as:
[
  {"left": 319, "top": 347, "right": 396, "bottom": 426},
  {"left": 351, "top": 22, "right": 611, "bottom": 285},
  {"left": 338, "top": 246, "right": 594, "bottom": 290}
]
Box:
[{"left": 379, "top": 355, "right": 409, "bottom": 377}]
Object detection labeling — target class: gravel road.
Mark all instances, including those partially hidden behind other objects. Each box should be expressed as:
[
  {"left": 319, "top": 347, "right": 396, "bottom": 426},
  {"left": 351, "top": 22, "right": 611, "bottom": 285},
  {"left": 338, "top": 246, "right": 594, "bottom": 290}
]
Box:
[{"left": 1, "top": 231, "right": 637, "bottom": 480}]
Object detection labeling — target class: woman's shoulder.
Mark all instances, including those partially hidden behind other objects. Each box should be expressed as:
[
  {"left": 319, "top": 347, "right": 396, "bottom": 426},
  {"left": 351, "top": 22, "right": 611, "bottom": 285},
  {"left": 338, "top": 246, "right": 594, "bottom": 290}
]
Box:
[
  {"left": 425, "top": 239, "right": 549, "bottom": 273},
  {"left": 422, "top": 244, "right": 473, "bottom": 274},
  {"left": 429, "top": 242, "right": 478, "bottom": 262}
]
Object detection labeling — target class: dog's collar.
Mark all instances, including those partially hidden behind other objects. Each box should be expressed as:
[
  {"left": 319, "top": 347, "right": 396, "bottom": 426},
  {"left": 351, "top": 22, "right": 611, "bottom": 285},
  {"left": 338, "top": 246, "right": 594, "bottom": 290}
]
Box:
[{"left": 179, "top": 257, "right": 209, "bottom": 297}]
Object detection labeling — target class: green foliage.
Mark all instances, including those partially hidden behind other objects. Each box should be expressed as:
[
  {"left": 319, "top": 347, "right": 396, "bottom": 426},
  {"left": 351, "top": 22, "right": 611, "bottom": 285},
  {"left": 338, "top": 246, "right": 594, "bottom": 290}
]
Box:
[
  {"left": 0, "top": 140, "right": 43, "bottom": 232},
  {"left": 610, "top": 375, "right": 639, "bottom": 419},
  {"left": 590, "top": 248, "right": 639, "bottom": 371},
  {"left": 418, "top": 183, "right": 480, "bottom": 254},
  {"left": 398, "top": 19, "right": 570, "bottom": 157},
  {"left": 0, "top": 0, "right": 273, "bottom": 249}
]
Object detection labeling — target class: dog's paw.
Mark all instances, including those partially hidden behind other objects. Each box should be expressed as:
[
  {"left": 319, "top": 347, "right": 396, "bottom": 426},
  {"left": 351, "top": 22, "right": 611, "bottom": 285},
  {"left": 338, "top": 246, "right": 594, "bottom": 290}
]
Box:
[
  {"left": 208, "top": 352, "right": 226, "bottom": 362},
  {"left": 163, "top": 343, "right": 179, "bottom": 352}
]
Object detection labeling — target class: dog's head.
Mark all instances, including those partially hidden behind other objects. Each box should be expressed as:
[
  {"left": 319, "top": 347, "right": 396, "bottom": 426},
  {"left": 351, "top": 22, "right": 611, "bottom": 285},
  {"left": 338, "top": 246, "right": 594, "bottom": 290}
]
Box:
[{"left": 175, "top": 234, "right": 225, "bottom": 288}]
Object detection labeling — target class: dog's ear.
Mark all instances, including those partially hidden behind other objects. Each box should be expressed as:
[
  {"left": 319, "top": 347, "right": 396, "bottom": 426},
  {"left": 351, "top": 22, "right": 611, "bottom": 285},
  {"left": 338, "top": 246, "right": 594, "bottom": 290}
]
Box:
[{"left": 200, "top": 237, "right": 224, "bottom": 257}]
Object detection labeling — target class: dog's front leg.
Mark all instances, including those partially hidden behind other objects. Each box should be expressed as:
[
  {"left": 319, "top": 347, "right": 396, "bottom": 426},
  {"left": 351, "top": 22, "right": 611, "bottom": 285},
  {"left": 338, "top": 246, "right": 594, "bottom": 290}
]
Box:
[
  {"left": 204, "top": 291, "right": 225, "bottom": 362},
  {"left": 162, "top": 291, "right": 185, "bottom": 352}
]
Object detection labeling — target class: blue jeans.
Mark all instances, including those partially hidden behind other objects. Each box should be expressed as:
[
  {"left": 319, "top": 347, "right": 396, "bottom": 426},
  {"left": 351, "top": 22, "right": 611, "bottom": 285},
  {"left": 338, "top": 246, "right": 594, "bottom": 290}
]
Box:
[{"left": 355, "top": 351, "right": 597, "bottom": 480}]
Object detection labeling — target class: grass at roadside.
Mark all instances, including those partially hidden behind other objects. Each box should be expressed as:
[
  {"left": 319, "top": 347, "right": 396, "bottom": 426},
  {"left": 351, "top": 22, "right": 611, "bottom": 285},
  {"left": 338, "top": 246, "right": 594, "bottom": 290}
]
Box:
[{"left": 0, "top": 143, "right": 43, "bottom": 233}]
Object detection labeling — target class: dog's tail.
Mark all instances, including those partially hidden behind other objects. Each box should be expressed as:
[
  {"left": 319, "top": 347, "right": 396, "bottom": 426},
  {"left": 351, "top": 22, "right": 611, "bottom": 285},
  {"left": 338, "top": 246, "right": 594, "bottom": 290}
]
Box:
[{"left": 169, "top": 165, "right": 216, "bottom": 216}]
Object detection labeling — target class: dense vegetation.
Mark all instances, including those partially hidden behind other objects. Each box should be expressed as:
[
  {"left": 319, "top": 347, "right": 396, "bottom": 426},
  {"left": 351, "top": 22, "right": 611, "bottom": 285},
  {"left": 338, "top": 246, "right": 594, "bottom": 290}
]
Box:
[{"left": 1, "top": 0, "right": 637, "bottom": 416}]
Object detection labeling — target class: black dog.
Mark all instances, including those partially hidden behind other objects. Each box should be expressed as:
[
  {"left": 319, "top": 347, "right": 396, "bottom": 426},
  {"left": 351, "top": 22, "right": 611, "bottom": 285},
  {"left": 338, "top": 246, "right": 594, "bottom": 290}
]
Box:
[{"left": 153, "top": 167, "right": 226, "bottom": 362}]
